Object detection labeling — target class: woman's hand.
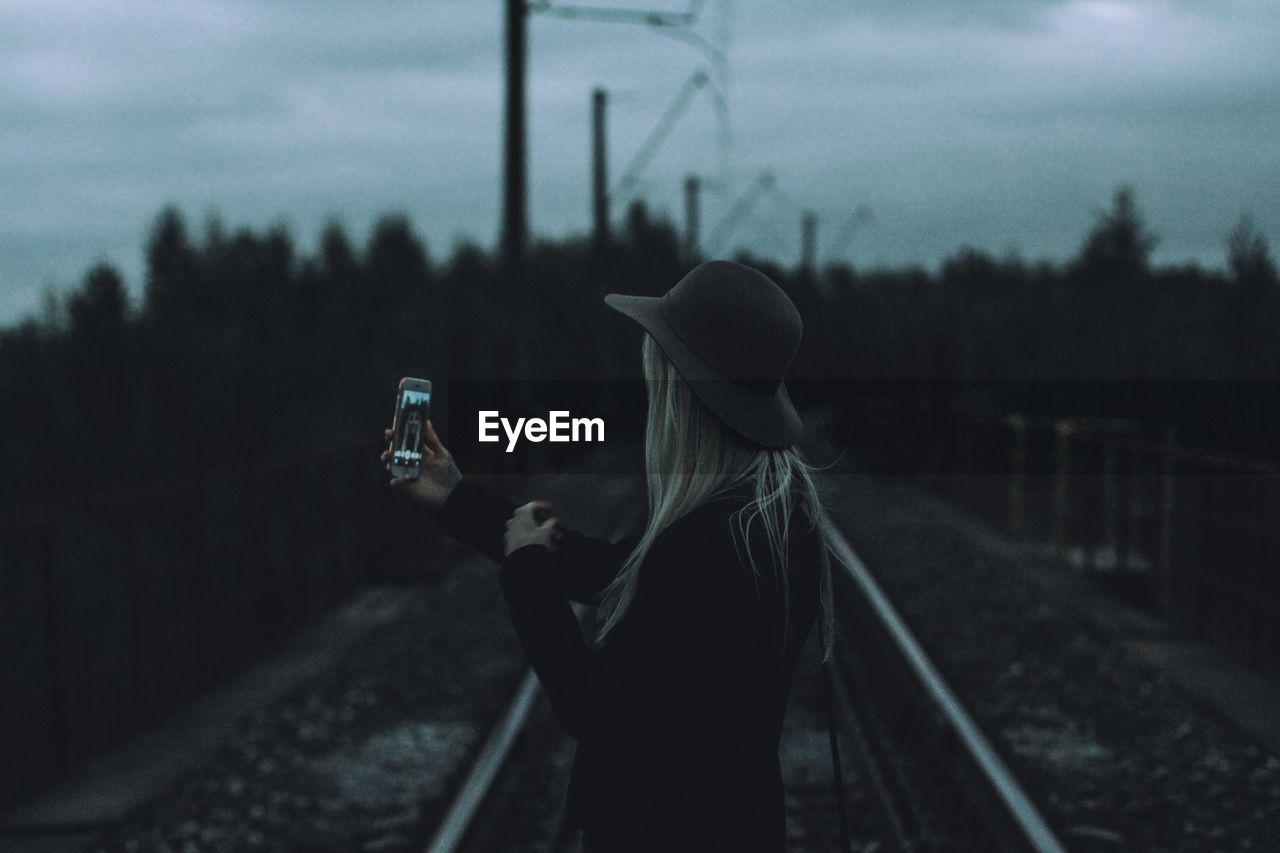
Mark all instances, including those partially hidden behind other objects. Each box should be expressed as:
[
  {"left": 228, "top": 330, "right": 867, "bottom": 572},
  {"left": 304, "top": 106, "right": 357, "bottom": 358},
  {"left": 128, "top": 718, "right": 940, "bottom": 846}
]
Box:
[
  {"left": 504, "top": 501, "right": 561, "bottom": 556},
  {"left": 381, "top": 420, "right": 463, "bottom": 509}
]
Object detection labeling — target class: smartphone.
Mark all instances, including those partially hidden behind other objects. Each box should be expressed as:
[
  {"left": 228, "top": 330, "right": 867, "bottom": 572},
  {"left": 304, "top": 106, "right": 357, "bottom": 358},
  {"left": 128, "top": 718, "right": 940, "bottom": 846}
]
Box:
[{"left": 389, "top": 377, "right": 432, "bottom": 478}]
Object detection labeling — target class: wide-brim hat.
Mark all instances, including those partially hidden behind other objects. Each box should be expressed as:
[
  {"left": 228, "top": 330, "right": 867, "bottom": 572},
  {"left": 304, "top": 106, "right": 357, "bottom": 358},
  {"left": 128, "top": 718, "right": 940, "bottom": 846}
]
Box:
[{"left": 605, "top": 260, "right": 804, "bottom": 448}]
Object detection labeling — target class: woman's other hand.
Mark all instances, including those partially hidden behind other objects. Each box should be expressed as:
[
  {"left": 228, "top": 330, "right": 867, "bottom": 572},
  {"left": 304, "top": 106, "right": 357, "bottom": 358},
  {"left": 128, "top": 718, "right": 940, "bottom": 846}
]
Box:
[
  {"left": 381, "top": 420, "right": 462, "bottom": 509},
  {"left": 504, "top": 501, "right": 561, "bottom": 556}
]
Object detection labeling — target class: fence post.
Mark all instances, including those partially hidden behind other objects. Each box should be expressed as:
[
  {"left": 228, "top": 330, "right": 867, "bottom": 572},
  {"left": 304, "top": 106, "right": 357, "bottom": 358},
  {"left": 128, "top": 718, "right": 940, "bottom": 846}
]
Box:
[
  {"left": 36, "top": 520, "right": 72, "bottom": 774},
  {"left": 1125, "top": 443, "right": 1141, "bottom": 572},
  {"left": 1102, "top": 433, "right": 1118, "bottom": 571},
  {"left": 1053, "top": 420, "right": 1072, "bottom": 560},
  {"left": 1007, "top": 414, "right": 1026, "bottom": 535},
  {"left": 1158, "top": 426, "right": 1177, "bottom": 620}
]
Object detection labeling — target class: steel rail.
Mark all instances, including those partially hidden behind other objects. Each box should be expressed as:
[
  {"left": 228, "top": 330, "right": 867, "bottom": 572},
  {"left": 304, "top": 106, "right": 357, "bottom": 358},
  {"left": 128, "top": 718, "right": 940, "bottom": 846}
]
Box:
[
  {"left": 819, "top": 514, "right": 1068, "bottom": 853},
  {"left": 423, "top": 669, "right": 542, "bottom": 853}
]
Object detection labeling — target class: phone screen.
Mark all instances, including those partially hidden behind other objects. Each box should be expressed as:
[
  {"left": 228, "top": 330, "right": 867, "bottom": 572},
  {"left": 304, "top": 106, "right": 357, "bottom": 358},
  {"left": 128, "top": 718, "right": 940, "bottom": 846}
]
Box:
[{"left": 393, "top": 386, "right": 431, "bottom": 472}]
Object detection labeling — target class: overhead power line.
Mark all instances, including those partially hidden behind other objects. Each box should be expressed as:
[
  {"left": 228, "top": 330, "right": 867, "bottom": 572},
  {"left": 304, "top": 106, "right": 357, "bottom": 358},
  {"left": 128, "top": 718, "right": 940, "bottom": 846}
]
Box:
[
  {"left": 611, "top": 68, "right": 710, "bottom": 205},
  {"left": 706, "top": 170, "right": 776, "bottom": 256}
]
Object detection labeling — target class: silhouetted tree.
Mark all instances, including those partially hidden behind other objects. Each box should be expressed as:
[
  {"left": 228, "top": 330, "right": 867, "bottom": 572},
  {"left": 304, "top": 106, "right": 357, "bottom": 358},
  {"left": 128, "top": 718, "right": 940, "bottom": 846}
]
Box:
[
  {"left": 69, "top": 262, "right": 129, "bottom": 341},
  {"left": 1226, "top": 213, "right": 1278, "bottom": 293},
  {"left": 143, "top": 207, "right": 200, "bottom": 319},
  {"left": 321, "top": 221, "right": 358, "bottom": 280},
  {"left": 315, "top": 221, "right": 362, "bottom": 360},
  {"left": 1219, "top": 213, "right": 1280, "bottom": 379},
  {"left": 364, "top": 216, "right": 435, "bottom": 398},
  {"left": 1073, "top": 185, "right": 1159, "bottom": 283},
  {"left": 66, "top": 263, "right": 135, "bottom": 485},
  {"left": 367, "top": 214, "right": 429, "bottom": 302}
]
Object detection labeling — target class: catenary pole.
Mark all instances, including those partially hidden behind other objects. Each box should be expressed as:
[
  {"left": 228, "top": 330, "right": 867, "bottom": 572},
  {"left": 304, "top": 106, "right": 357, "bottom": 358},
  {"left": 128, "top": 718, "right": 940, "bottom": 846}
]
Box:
[
  {"left": 592, "top": 88, "right": 609, "bottom": 250},
  {"left": 502, "top": 0, "right": 527, "bottom": 286},
  {"left": 684, "top": 175, "right": 701, "bottom": 264}
]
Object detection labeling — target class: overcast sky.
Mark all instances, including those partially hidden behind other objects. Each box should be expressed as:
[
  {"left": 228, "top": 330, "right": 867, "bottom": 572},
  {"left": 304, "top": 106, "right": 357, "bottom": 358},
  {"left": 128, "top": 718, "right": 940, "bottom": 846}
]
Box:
[{"left": 3, "top": 0, "right": 1278, "bottom": 323}]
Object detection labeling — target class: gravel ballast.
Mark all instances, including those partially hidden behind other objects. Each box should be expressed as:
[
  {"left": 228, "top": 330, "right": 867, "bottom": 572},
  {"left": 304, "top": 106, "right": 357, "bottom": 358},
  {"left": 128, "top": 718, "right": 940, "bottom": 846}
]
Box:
[{"left": 823, "top": 472, "right": 1280, "bottom": 853}]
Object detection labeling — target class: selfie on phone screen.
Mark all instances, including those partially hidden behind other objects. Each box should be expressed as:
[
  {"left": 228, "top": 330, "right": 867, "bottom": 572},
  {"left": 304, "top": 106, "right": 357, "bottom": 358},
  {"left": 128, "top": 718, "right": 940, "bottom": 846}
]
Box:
[{"left": 391, "top": 382, "right": 430, "bottom": 477}]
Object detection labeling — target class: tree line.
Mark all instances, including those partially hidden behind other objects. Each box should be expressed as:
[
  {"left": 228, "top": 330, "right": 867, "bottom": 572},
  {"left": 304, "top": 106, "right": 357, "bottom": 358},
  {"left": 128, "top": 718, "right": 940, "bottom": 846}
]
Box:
[{"left": 2, "top": 186, "right": 1277, "bottom": 512}]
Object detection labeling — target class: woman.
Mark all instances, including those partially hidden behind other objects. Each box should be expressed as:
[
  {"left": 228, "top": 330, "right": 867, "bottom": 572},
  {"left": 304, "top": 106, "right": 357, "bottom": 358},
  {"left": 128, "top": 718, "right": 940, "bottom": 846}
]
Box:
[{"left": 383, "top": 260, "right": 831, "bottom": 852}]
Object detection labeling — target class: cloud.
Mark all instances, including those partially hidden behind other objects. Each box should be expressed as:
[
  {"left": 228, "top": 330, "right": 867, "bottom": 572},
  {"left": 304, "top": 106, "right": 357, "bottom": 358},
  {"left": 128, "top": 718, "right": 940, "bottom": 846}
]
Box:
[{"left": 1, "top": 0, "right": 1278, "bottom": 321}]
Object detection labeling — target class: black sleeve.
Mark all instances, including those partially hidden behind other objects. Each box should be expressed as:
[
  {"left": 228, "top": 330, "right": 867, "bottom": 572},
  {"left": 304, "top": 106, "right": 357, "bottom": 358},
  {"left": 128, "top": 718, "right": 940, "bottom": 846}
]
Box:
[
  {"left": 441, "top": 479, "right": 633, "bottom": 603},
  {"left": 499, "top": 544, "right": 606, "bottom": 740},
  {"left": 498, "top": 515, "right": 755, "bottom": 744},
  {"left": 549, "top": 528, "right": 637, "bottom": 604}
]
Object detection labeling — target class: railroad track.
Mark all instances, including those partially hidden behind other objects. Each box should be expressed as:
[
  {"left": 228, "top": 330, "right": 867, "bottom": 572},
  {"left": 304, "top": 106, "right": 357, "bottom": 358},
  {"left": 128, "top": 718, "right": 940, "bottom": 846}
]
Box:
[
  {"left": 423, "top": 670, "right": 542, "bottom": 853},
  {"left": 820, "top": 514, "right": 1068, "bottom": 853},
  {"left": 415, "top": 513, "right": 1067, "bottom": 853},
  {"left": 417, "top": 612, "right": 591, "bottom": 853}
]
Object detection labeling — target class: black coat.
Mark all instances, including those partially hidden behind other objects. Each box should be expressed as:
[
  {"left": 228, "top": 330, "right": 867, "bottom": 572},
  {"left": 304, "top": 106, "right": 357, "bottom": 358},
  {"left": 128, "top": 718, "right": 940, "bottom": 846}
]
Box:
[{"left": 442, "top": 479, "right": 822, "bottom": 852}]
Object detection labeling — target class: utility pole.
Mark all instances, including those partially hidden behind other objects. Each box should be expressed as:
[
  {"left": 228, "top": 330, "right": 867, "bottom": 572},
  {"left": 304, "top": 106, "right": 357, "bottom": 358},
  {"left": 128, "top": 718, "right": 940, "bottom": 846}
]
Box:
[
  {"left": 591, "top": 87, "right": 609, "bottom": 251},
  {"left": 683, "top": 175, "right": 700, "bottom": 264},
  {"left": 502, "top": 0, "right": 527, "bottom": 286},
  {"left": 801, "top": 210, "right": 817, "bottom": 275}
]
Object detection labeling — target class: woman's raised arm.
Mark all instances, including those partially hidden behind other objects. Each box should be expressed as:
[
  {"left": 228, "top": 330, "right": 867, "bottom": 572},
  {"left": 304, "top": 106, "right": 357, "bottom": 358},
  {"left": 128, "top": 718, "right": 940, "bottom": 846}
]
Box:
[{"left": 382, "top": 422, "right": 632, "bottom": 603}]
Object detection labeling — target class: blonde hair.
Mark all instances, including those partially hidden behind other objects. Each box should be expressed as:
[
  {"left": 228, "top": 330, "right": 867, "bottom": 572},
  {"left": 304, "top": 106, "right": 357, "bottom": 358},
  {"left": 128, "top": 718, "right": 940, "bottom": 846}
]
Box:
[{"left": 594, "top": 335, "right": 834, "bottom": 659}]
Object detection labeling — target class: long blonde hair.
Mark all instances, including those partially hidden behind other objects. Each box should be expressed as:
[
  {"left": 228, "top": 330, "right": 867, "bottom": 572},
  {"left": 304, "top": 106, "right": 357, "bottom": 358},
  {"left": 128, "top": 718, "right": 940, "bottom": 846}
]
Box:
[{"left": 594, "top": 335, "right": 834, "bottom": 658}]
